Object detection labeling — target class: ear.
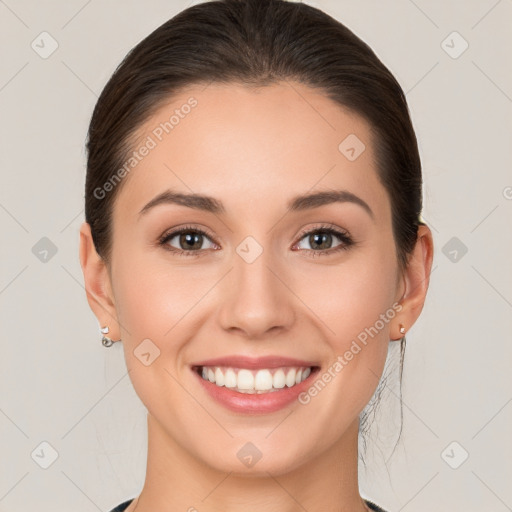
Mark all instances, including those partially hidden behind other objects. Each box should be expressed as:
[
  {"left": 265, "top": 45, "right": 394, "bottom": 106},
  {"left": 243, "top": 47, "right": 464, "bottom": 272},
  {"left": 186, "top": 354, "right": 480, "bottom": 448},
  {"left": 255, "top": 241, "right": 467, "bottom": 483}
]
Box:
[
  {"left": 79, "top": 221, "right": 120, "bottom": 340},
  {"left": 391, "top": 224, "right": 434, "bottom": 341}
]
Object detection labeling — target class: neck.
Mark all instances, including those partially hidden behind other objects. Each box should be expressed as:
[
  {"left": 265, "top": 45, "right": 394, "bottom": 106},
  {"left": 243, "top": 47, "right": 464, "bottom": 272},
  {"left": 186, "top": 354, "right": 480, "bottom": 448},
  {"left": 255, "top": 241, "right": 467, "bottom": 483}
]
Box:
[{"left": 129, "top": 413, "right": 369, "bottom": 512}]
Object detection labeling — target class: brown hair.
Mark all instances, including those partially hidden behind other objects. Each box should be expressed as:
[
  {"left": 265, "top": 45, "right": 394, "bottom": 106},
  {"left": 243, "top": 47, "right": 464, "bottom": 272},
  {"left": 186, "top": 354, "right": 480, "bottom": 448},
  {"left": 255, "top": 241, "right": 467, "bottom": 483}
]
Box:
[{"left": 85, "top": 0, "right": 425, "bottom": 463}]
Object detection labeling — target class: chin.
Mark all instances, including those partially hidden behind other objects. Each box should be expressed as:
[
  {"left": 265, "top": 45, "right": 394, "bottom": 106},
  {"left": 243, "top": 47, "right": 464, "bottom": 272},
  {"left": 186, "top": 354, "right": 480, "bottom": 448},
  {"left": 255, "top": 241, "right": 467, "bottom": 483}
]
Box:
[{"left": 192, "top": 436, "right": 313, "bottom": 478}]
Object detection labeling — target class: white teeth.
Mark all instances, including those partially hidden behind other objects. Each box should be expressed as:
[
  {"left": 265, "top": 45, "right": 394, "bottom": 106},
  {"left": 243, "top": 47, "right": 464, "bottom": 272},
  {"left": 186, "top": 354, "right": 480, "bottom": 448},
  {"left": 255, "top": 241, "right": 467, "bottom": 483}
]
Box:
[
  {"left": 237, "top": 369, "right": 254, "bottom": 390},
  {"left": 215, "top": 367, "right": 225, "bottom": 387},
  {"left": 199, "top": 365, "right": 313, "bottom": 393},
  {"left": 285, "top": 369, "right": 296, "bottom": 387},
  {"left": 273, "top": 369, "right": 286, "bottom": 389},
  {"left": 224, "top": 369, "right": 237, "bottom": 388},
  {"left": 254, "top": 369, "right": 273, "bottom": 391}
]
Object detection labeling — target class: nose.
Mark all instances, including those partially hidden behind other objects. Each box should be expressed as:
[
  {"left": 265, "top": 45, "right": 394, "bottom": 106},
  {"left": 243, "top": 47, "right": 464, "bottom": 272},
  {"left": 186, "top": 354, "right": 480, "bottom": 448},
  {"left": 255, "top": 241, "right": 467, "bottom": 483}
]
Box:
[{"left": 217, "top": 245, "right": 295, "bottom": 340}]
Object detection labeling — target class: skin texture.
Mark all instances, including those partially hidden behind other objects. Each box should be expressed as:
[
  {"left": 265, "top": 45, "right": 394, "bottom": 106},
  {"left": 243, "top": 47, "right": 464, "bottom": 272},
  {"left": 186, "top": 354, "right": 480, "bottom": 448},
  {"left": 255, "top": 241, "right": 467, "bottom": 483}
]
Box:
[{"left": 80, "top": 81, "right": 433, "bottom": 512}]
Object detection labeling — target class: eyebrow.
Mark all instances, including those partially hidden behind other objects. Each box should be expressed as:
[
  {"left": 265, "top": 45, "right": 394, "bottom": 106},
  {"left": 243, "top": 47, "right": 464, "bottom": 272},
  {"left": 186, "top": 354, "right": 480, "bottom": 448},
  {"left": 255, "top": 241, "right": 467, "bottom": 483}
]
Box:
[{"left": 138, "top": 188, "right": 374, "bottom": 219}]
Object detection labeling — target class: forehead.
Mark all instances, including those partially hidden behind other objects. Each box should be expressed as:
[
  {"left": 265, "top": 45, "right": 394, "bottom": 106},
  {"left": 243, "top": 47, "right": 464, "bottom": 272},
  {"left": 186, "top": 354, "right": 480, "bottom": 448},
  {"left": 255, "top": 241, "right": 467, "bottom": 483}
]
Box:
[{"left": 114, "top": 81, "right": 388, "bottom": 223}]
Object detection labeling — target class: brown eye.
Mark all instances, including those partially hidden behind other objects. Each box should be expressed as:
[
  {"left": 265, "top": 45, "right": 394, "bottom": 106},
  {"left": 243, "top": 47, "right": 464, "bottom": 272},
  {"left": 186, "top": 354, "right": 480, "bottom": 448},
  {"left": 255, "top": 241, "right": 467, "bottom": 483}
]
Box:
[
  {"left": 294, "top": 226, "right": 354, "bottom": 255},
  {"left": 306, "top": 231, "right": 335, "bottom": 250},
  {"left": 159, "top": 226, "right": 217, "bottom": 255},
  {"left": 176, "top": 232, "right": 205, "bottom": 251}
]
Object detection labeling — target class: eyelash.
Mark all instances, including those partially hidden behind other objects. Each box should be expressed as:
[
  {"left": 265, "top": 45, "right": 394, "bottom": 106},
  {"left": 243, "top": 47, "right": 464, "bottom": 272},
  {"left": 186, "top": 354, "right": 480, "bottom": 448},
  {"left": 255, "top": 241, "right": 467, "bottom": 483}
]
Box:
[{"left": 158, "top": 223, "right": 355, "bottom": 258}]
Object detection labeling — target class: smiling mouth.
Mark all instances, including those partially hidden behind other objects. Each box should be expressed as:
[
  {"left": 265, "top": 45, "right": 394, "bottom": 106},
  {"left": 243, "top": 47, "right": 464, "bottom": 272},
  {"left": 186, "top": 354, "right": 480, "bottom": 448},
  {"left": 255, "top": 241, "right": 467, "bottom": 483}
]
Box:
[{"left": 193, "top": 365, "right": 319, "bottom": 394}]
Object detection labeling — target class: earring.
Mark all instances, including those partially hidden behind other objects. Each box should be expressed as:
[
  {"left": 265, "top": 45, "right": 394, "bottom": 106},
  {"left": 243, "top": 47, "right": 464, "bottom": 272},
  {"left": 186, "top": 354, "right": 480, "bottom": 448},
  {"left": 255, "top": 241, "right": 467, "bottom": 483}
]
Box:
[
  {"left": 100, "top": 326, "right": 121, "bottom": 347},
  {"left": 399, "top": 324, "right": 406, "bottom": 336}
]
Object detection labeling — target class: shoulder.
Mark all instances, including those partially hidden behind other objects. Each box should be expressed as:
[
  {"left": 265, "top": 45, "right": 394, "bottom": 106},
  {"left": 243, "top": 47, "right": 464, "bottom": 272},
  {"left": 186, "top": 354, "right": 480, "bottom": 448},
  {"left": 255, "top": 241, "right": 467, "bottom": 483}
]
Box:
[
  {"left": 108, "top": 498, "right": 134, "bottom": 512},
  {"left": 364, "top": 498, "right": 390, "bottom": 512},
  {"left": 110, "top": 498, "right": 386, "bottom": 512}
]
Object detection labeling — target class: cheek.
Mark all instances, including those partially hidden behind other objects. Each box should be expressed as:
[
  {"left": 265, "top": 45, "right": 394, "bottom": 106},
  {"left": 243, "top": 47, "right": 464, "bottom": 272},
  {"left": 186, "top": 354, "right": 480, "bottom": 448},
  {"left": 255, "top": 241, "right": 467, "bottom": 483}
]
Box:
[
  {"left": 112, "top": 251, "right": 204, "bottom": 340},
  {"left": 295, "top": 245, "right": 398, "bottom": 345},
  {"left": 290, "top": 255, "right": 398, "bottom": 444},
  {"left": 111, "top": 255, "right": 198, "bottom": 417}
]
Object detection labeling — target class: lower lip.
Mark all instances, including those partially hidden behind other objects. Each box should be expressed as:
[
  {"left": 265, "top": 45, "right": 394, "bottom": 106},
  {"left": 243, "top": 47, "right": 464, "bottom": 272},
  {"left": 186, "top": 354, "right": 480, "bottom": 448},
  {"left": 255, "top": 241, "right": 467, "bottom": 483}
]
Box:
[{"left": 193, "top": 368, "right": 318, "bottom": 414}]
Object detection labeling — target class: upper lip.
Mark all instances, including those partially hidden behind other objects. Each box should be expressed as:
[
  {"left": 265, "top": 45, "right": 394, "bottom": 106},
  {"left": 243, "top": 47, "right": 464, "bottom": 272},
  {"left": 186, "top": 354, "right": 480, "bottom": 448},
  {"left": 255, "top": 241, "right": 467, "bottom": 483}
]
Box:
[{"left": 191, "top": 355, "right": 319, "bottom": 369}]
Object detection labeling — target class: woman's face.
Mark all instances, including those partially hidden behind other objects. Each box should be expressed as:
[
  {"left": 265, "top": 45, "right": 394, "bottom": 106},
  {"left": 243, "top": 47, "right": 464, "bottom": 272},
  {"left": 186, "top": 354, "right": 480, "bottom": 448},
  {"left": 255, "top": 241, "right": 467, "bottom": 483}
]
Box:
[{"left": 104, "top": 82, "right": 407, "bottom": 475}]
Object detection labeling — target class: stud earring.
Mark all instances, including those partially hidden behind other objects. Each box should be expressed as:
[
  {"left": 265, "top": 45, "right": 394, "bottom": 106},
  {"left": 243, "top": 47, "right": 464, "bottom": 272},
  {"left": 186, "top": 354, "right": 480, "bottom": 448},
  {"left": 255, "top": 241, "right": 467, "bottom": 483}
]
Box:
[
  {"left": 399, "top": 324, "right": 406, "bottom": 335},
  {"left": 100, "top": 326, "right": 121, "bottom": 347}
]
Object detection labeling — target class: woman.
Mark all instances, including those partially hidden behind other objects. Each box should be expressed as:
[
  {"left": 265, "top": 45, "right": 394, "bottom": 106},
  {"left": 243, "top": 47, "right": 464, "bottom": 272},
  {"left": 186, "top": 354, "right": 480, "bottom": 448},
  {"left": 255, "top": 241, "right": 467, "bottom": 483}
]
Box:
[{"left": 79, "top": 0, "right": 434, "bottom": 510}]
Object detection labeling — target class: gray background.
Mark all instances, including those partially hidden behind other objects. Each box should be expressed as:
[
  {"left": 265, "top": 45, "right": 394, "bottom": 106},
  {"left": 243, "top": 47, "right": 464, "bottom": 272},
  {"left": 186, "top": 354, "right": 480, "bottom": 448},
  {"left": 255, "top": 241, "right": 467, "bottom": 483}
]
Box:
[{"left": 1, "top": 0, "right": 511, "bottom": 511}]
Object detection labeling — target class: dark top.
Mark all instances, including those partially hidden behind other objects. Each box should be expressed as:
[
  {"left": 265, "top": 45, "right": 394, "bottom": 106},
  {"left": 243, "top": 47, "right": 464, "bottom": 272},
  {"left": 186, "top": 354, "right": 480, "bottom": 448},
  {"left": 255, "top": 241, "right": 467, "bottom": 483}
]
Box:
[{"left": 109, "top": 498, "right": 389, "bottom": 511}]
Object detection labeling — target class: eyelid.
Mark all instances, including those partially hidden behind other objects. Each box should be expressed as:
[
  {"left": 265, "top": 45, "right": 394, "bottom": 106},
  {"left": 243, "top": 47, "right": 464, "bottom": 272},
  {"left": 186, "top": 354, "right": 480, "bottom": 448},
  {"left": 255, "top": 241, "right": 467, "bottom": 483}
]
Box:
[
  {"left": 291, "top": 223, "right": 353, "bottom": 252},
  {"left": 158, "top": 224, "right": 219, "bottom": 248},
  {"left": 294, "top": 222, "right": 350, "bottom": 242}
]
